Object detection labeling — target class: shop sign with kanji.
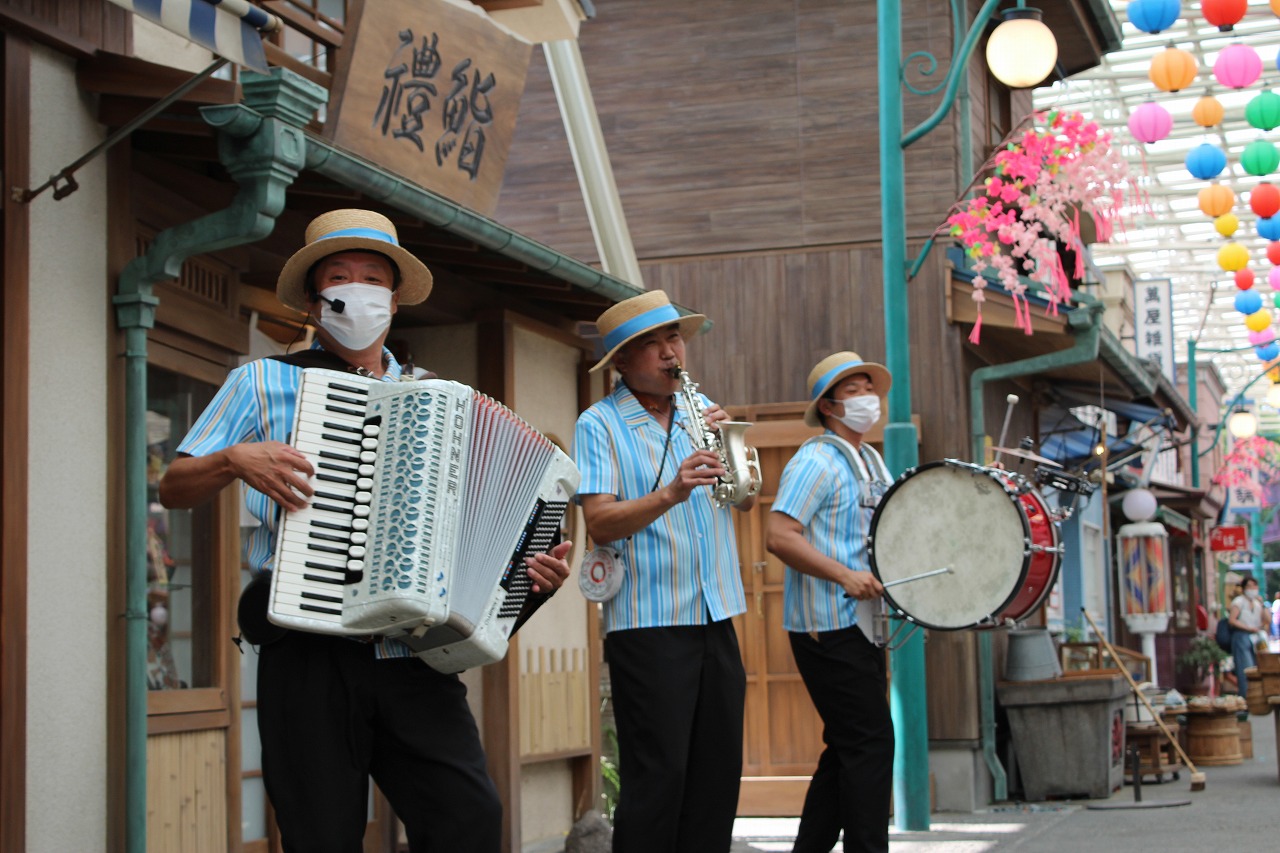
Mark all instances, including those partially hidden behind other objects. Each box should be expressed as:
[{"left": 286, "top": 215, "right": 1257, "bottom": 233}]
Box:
[
  {"left": 1209, "top": 524, "right": 1248, "bottom": 552},
  {"left": 1133, "top": 278, "right": 1174, "bottom": 384},
  {"left": 326, "top": 0, "right": 532, "bottom": 217}
]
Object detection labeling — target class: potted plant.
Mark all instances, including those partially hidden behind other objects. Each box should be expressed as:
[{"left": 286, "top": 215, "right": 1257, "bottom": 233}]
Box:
[{"left": 1176, "top": 636, "right": 1228, "bottom": 694}]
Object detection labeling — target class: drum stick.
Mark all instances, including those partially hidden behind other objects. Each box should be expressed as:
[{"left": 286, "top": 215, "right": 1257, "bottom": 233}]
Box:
[
  {"left": 883, "top": 567, "right": 953, "bottom": 588},
  {"left": 1080, "top": 608, "right": 1206, "bottom": 792},
  {"left": 994, "top": 394, "right": 1018, "bottom": 465}
]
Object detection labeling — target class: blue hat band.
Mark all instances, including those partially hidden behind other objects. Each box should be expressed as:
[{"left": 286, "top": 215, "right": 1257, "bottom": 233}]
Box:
[
  {"left": 603, "top": 304, "right": 682, "bottom": 353},
  {"left": 319, "top": 226, "right": 400, "bottom": 247},
  {"left": 811, "top": 360, "right": 867, "bottom": 400}
]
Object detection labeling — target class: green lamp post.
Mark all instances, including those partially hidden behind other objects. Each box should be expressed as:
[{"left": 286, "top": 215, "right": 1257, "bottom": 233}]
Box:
[{"left": 877, "top": 0, "right": 1058, "bottom": 830}]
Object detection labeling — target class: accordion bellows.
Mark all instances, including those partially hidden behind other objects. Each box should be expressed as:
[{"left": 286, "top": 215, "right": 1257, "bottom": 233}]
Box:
[{"left": 269, "top": 369, "right": 579, "bottom": 672}]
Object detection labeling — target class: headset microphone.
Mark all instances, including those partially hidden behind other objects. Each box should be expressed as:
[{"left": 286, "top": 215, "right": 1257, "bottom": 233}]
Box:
[{"left": 318, "top": 294, "right": 345, "bottom": 313}]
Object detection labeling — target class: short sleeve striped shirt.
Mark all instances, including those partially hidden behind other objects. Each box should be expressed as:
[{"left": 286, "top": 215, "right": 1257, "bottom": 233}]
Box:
[
  {"left": 573, "top": 381, "right": 745, "bottom": 634},
  {"left": 772, "top": 433, "right": 889, "bottom": 632}
]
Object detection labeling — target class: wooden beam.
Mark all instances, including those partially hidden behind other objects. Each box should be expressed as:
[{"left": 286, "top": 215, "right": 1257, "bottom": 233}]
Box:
[
  {"left": 76, "top": 53, "right": 240, "bottom": 104},
  {"left": 1, "top": 34, "right": 30, "bottom": 853}
]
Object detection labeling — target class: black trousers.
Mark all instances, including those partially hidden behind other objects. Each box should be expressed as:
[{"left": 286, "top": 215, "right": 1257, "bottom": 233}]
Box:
[
  {"left": 788, "top": 627, "right": 895, "bottom": 853},
  {"left": 257, "top": 631, "right": 501, "bottom": 853},
  {"left": 605, "top": 620, "right": 746, "bottom": 853}
]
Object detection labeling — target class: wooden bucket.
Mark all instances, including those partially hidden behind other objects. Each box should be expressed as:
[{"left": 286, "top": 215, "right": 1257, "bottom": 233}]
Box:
[
  {"left": 1186, "top": 712, "right": 1243, "bottom": 766},
  {"left": 1239, "top": 719, "right": 1254, "bottom": 759},
  {"left": 1247, "top": 679, "right": 1271, "bottom": 715}
]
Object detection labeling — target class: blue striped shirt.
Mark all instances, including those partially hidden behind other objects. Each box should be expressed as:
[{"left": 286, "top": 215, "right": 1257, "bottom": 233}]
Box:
[
  {"left": 772, "top": 433, "right": 889, "bottom": 632},
  {"left": 573, "top": 381, "right": 746, "bottom": 634},
  {"left": 176, "top": 346, "right": 413, "bottom": 658}
]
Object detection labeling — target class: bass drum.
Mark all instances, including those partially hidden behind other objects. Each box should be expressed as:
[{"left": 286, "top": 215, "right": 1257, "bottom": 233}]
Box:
[{"left": 868, "top": 460, "right": 1060, "bottom": 630}]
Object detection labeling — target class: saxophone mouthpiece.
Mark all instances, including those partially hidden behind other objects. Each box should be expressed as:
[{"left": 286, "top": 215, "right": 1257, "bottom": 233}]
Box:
[{"left": 667, "top": 364, "right": 683, "bottom": 379}]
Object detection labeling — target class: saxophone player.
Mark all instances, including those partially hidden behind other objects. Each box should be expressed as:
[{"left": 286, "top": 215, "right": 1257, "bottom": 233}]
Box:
[{"left": 573, "top": 290, "right": 754, "bottom": 853}]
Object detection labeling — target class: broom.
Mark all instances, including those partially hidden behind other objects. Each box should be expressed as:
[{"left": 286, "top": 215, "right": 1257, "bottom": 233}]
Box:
[{"left": 1081, "top": 608, "right": 1206, "bottom": 792}]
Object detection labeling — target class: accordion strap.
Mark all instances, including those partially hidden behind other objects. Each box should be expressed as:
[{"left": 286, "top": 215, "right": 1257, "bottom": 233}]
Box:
[{"left": 265, "top": 348, "right": 354, "bottom": 370}]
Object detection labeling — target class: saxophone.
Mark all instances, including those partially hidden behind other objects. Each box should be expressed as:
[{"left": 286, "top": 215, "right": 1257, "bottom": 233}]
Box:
[{"left": 670, "top": 364, "right": 762, "bottom": 508}]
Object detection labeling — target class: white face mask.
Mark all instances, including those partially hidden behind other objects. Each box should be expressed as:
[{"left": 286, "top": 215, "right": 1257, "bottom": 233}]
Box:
[
  {"left": 1247, "top": 589, "right": 1261, "bottom": 600},
  {"left": 833, "top": 395, "right": 881, "bottom": 434},
  {"left": 317, "top": 283, "right": 394, "bottom": 351}
]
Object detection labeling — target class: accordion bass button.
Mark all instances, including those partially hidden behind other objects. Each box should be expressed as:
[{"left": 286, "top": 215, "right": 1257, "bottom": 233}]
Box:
[
  {"left": 348, "top": 546, "right": 366, "bottom": 559},
  {"left": 355, "top": 506, "right": 371, "bottom": 518},
  {"left": 354, "top": 492, "right": 372, "bottom": 505},
  {"left": 361, "top": 438, "right": 378, "bottom": 450},
  {"left": 347, "top": 559, "right": 364, "bottom": 572},
  {"left": 351, "top": 532, "right": 368, "bottom": 545},
  {"left": 357, "top": 478, "right": 374, "bottom": 490},
  {"left": 360, "top": 451, "right": 376, "bottom": 463},
  {"left": 363, "top": 424, "right": 380, "bottom": 437},
  {"left": 359, "top": 465, "right": 374, "bottom": 476},
  {"left": 353, "top": 518, "right": 370, "bottom": 531}
]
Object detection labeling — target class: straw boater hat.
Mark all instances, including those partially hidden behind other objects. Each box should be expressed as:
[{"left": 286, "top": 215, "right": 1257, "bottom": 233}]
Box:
[
  {"left": 590, "top": 290, "right": 707, "bottom": 373},
  {"left": 276, "top": 209, "right": 433, "bottom": 312},
  {"left": 803, "top": 351, "right": 893, "bottom": 428}
]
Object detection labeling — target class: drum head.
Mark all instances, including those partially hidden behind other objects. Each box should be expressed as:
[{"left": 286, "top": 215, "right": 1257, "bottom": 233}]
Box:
[{"left": 870, "top": 462, "right": 1031, "bottom": 630}]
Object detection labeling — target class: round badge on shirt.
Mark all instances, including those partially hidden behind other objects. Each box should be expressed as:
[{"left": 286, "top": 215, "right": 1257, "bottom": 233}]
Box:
[{"left": 578, "top": 546, "right": 624, "bottom": 602}]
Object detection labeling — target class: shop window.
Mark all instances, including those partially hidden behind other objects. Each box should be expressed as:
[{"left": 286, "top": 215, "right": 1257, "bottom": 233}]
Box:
[{"left": 145, "top": 365, "right": 233, "bottom": 715}]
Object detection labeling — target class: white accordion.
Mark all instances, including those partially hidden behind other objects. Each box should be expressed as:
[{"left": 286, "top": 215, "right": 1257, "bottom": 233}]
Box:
[{"left": 268, "top": 368, "right": 580, "bottom": 672}]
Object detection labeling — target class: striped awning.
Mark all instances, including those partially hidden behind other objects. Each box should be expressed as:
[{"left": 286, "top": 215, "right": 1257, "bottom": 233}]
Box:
[{"left": 105, "top": 0, "right": 280, "bottom": 74}]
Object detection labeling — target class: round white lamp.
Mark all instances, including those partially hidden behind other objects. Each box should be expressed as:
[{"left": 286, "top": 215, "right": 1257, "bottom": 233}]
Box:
[
  {"left": 1267, "top": 382, "right": 1280, "bottom": 409},
  {"left": 1121, "top": 487, "right": 1158, "bottom": 523},
  {"left": 986, "top": 6, "right": 1058, "bottom": 89},
  {"left": 1228, "top": 410, "right": 1258, "bottom": 438}
]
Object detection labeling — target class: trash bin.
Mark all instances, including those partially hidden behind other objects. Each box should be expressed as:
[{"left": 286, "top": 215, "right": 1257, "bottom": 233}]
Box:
[{"left": 997, "top": 674, "right": 1128, "bottom": 800}]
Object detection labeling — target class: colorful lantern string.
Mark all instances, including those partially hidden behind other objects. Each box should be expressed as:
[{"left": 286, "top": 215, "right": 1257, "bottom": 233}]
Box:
[
  {"left": 1199, "top": 183, "right": 1235, "bottom": 216},
  {"left": 1247, "top": 91, "right": 1280, "bottom": 131},
  {"left": 1216, "top": 213, "right": 1240, "bottom": 236},
  {"left": 1214, "top": 44, "right": 1263, "bottom": 89},
  {"left": 1242, "top": 139, "right": 1280, "bottom": 176},
  {"left": 1259, "top": 216, "right": 1280, "bottom": 241},
  {"left": 1237, "top": 268, "right": 1256, "bottom": 289},
  {"left": 1150, "top": 46, "right": 1199, "bottom": 92},
  {"left": 1270, "top": 242, "right": 1280, "bottom": 265},
  {"left": 1237, "top": 289, "right": 1264, "bottom": 314},
  {"left": 1246, "top": 309, "right": 1273, "bottom": 331},
  {"left": 1193, "top": 93, "right": 1225, "bottom": 127},
  {"left": 1129, "top": 0, "right": 1182, "bottom": 34},
  {"left": 1186, "top": 143, "right": 1228, "bottom": 179},
  {"left": 1220, "top": 241, "right": 1250, "bottom": 271},
  {"left": 1269, "top": 267, "right": 1280, "bottom": 289},
  {"left": 1250, "top": 328, "right": 1277, "bottom": 346},
  {"left": 1128, "top": 101, "right": 1174, "bottom": 143},
  {"left": 1251, "top": 182, "right": 1280, "bottom": 218},
  {"left": 1202, "top": 0, "right": 1247, "bottom": 32}
]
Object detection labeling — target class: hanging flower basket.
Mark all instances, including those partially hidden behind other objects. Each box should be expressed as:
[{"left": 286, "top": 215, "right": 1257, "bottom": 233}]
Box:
[{"left": 944, "top": 110, "right": 1131, "bottom": 343}]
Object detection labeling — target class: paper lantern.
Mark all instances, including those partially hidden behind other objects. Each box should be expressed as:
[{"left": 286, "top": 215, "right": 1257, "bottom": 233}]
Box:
[
  {"left": 1274, "top": 292, "right": 1280, "bottom": 309},
  {"left": 1237, "top": 269, "right": 1256, "bottom": 289},
  {"left": 1129, "top": 0, "right": 1182, "bottom": 33},
  {"left": 1237, "top": 290, "right": 1263, "bottom": 314},
  {"left": 1193, "top": 94, "right": 1225, "bottom": 127},
  {"left": 1150, "top": 47, "right": 1199, "bottom": 92},
  {"left": 1271, "top": 267, "right": 1280, "bottom": 289},
  {"left": 1246, "top": 309, "right": 1273, "bottom": 331},
  {"left": 1198, "top": 184, "right": 1235, "bottom": 216},
  {"left": 1122, "top": 488, "right": 1159, "bottom": 523},
  {"left": 1214, "top": 44, "right": 1263, "bottom": 89},
  {"left": 1270, "top": 242, "right": 1280, "bottom": 265},
  {"left": 1251, "top": 182, "right": 1280, "bottom": 218},
  {"left": 1273, "top": 0, "right": 1280, "bottom": 16},
  {"left": 1259, "top": 216, "right": 1280, "bottom": 241},
  {"left": 1259, "top": 343, "right": 1280, "bottom": 361},
  {"left": 1203, "top": 0, "right": 1247, "bottom": 31},
  {"left": 1246, "top": 91, "right": 1280, "bottom": 131},
  {"left": 1220, "top": 241, "right": 1250, "bottom": 271},
  {"left": 1186, "top": 143, "right": 1227, "bottom": 179},
  {"left": 1250, "top": 328, "right": 1277, "bottom": 346},
  {"left": 1242, "top": 139, "right": 1280, "bottom": 177},
  {"left": 1216, "top": 213, "right": 1240, "bottom": 236},
  {"left": 1128, "top": 101, "right": 1173, "bottom": 143}
]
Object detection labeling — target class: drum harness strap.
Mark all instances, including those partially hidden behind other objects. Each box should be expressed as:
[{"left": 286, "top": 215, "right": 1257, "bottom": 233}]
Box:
[{"left": 799, "top": 434, "right": 912, "bottom": 649}]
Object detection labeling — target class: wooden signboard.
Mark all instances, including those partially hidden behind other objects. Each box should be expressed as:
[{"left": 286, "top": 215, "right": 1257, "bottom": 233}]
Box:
[{"left": 326, "top": 0, "right": 533, "bottom": 217}]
